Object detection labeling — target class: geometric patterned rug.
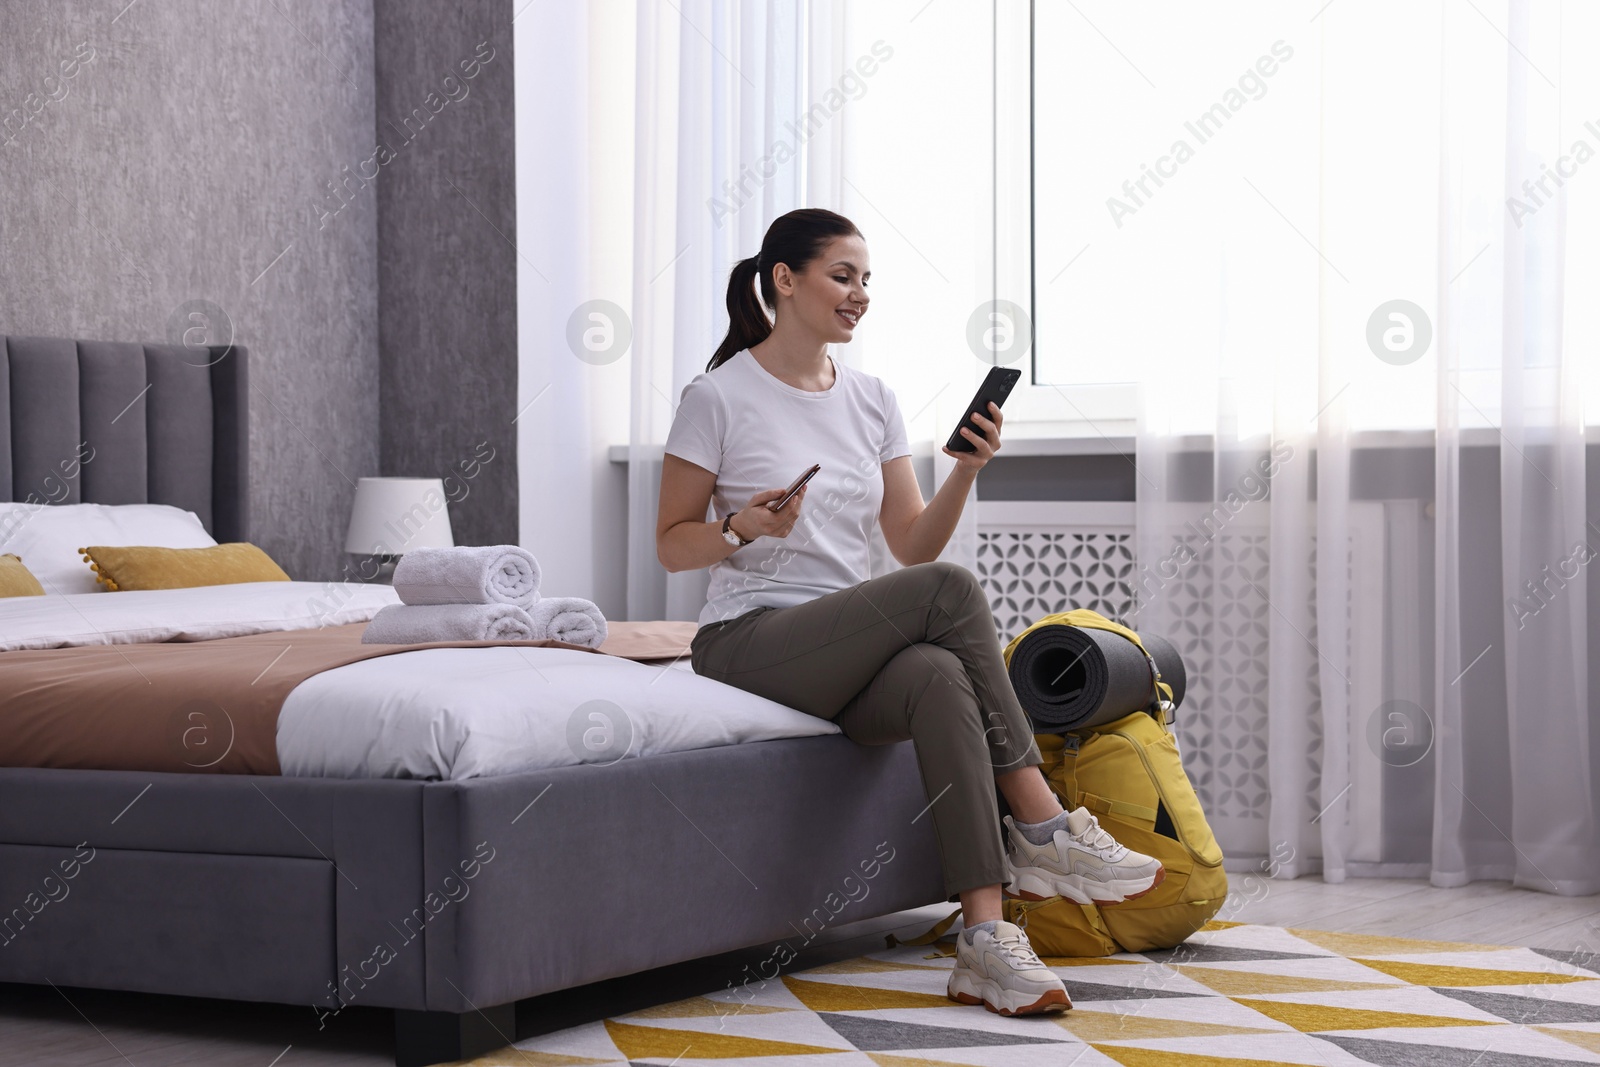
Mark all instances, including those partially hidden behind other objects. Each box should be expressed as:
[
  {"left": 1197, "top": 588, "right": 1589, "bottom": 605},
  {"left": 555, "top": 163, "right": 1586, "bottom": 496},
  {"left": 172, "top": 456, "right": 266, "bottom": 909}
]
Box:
[{"left": 448, "top": 920, "right": 1600, "bottom": 1066}]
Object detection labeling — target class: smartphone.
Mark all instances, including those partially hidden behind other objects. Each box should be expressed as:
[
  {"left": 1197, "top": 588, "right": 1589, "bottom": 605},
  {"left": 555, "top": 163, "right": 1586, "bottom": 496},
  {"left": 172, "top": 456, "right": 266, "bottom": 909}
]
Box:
[
  {"left": 946, "top": 365, "right": 1022, "bottom": 453},
  {"left": 766, "top": 463, "right": 821, "bottom": 511}
]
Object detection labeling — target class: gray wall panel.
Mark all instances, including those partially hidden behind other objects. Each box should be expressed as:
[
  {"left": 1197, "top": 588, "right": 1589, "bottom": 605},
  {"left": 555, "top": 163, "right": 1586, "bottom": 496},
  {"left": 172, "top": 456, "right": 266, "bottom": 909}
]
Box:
[
  {"left": 373, "top": 0, "right": 518, "bottom": 551},
  {"left": 143, "top": 344, "right": 215, "bottom": 529},
  {"left": 6, "top": 337, "right": 82, "bottom": 505},
  {"left": 0, "top": 1, "right": 379, "bottom": 580},
  {"left": 76, "top": 340, "right": 149, "bottom": 505}
]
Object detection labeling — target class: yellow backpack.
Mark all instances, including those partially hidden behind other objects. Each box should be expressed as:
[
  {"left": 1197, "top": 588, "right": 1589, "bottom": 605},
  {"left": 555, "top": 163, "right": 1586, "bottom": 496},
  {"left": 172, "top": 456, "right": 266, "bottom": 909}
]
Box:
[{"left": 1000, "top": 611, "right": 1228, "bottom": 956}]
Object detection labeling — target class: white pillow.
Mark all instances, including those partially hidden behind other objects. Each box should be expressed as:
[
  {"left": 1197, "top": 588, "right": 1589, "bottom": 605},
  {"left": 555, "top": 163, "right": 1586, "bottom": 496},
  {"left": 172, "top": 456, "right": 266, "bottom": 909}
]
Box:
[{"left": 0, "top": 503, "right": 219, "bottom": 594}]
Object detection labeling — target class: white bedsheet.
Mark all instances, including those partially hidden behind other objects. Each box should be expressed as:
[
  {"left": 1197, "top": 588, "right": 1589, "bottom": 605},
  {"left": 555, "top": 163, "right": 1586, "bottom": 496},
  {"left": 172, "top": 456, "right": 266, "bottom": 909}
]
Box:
[
  {"left": 2, "top": 582, "right": 838, "bottom": 780},
  {"left": 0, "top": 581, "right": 402, "bottom": 651},
  {"left": 277, "top": 647, "right": 837, "bottom": 780}
]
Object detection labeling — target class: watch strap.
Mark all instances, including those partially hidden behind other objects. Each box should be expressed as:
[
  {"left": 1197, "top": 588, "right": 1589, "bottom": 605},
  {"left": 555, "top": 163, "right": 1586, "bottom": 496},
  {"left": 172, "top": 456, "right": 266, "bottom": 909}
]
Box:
[{"left": 723, "top": 512, "right": 753, "bottom": 546}]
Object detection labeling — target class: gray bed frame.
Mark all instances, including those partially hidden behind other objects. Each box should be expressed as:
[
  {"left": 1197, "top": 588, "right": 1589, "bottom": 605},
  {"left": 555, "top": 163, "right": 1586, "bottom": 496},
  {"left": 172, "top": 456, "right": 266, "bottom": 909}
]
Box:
[{"left": 0, "top": 336, "right": 946, "bottom": 1065}]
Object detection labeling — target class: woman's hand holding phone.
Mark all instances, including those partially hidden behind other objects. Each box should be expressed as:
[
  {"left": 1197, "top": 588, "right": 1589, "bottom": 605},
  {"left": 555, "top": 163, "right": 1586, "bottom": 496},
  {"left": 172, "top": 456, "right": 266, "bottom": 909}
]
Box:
[
  {"left": 729, "top": 484, "right": 808, "bottom": 542},
  {"left": 941, "top": 400, "right": 1004, "bottom": 470}
]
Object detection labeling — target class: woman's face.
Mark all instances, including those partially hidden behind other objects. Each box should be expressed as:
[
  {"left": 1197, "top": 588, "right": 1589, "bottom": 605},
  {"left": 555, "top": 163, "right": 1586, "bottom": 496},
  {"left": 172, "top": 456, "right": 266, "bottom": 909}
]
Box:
[{"left": 777, "top": 234, "right": 870, "bottom": 343}]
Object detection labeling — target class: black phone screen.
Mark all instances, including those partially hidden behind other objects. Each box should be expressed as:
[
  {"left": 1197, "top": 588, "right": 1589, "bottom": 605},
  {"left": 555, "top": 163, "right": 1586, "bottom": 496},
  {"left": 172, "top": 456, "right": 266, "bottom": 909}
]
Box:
[{"left": 946, "top": 366, "right": 1022, "bottom": 453}]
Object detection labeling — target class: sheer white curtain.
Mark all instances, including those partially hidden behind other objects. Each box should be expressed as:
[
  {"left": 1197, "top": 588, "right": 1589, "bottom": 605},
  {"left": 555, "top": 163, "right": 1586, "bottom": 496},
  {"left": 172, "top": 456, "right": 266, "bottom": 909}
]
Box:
[
  {"left": 626, "top": 0, "right": 812, "bottom": 622},
  {"left": 1434, "top": 1, "right": 1598, "bottom": 895},
  {"left": 624, "top": 0, "right": 1001, "bottom": 622},
  {"left": 1117, "top": 0, "right": 1598, "bottom": 893}
]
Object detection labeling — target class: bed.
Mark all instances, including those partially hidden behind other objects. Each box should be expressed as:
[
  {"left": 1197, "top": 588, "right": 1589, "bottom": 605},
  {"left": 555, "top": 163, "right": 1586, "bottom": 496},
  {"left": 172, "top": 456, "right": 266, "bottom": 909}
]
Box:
[{"left": 0, "top": 336, "right": 945, "bottom": 1066}]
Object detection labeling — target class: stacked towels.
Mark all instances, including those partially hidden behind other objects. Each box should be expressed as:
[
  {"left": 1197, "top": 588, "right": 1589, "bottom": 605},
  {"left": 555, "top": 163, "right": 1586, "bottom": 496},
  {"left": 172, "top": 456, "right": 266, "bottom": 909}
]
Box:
[{"left": 361, "top": 545, "right": 609, "bottom": 648}]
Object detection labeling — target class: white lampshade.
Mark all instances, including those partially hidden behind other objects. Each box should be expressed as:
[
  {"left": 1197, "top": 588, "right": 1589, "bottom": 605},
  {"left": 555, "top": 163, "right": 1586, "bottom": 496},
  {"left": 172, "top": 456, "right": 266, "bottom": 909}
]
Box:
[{"left": 344, "top": 477, "right": 455, "bottom": 556}]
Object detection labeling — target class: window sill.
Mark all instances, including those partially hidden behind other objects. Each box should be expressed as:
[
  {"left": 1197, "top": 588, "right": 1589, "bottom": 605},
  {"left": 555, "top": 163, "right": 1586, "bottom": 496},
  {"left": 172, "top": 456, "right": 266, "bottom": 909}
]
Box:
[
  {"left": 608, "top": 425, "right": 1594, "bottom": 463},
  {"left": 607, "top": 425, "right": 1143, "bottom": 463}
]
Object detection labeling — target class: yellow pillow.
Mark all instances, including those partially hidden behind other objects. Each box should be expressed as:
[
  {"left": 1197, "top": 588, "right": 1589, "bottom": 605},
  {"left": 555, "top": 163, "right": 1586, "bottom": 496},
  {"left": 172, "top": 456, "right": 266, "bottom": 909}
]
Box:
[
  {"left": 78, "top": 543, "right": 291, "bottom": 591},
  {"left": 0, "top": 554, "right": 46, "bottom": 597}
]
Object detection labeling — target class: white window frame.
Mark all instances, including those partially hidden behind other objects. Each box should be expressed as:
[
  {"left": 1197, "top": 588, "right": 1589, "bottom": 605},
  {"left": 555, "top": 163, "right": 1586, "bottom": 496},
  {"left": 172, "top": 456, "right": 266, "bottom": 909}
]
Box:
[
  {"left": 996, "top": 2, "right": 1600, "bottom": 436},
  {"left": 993, "top": 0, "right": 1137, "bottom": 436}
]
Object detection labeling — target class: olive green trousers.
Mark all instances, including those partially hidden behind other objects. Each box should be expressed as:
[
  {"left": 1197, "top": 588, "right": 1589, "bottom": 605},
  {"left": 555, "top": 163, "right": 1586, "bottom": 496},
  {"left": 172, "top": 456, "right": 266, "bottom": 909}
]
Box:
[{"left": 690, "top": 560, "right": 1042, "bottom": 896}]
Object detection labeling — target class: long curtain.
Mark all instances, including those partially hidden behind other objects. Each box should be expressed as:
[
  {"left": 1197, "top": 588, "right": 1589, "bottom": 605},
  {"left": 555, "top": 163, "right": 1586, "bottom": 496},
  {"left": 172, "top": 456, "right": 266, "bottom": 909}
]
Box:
[
  {"left": 625, "top": 0, "right": 809, "bottom": 622},
  {"left": 624, "top": 0, "right": 999, "bottom": 622},
  {"left": 1131, "top": 0, "right": 1598, "bottom": 894}
]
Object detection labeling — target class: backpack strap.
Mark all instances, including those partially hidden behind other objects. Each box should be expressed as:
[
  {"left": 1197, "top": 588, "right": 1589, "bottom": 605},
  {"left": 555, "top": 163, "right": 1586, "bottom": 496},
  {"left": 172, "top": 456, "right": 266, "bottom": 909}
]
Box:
[
  {"left": 1081, "top": 901, "right": 1113, "bottom": 945},
  {"left": 1078, "top": 789, "right": 1158, "bottom": 825},
  {"left": 884, "top": 907, "right": 961, "bottom": 949},
  {"left": 1010, "top": 896, "right": 1114, "bottom": 945}
]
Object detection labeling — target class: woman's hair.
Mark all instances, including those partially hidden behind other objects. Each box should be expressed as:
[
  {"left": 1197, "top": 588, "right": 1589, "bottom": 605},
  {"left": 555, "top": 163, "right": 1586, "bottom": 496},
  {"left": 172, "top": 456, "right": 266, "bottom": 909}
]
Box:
[{"left": 708, "top": 208, "right": 862, "bottom": 371}]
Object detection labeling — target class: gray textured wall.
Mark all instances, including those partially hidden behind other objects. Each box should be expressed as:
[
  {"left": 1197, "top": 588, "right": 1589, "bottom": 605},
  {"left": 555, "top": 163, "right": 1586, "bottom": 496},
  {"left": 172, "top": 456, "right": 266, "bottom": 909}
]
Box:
[
  {"left": 373, "top": 0, "right": 518, "bottom": 548},
  {"left": 0, "top": 0, "right": 379, "bottom": 582}
]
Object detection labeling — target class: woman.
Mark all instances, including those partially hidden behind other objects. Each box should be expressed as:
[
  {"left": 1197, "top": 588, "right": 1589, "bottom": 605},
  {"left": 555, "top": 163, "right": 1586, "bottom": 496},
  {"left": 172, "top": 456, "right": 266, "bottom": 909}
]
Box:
[{"left": 656, "top": 208, "right": 1162, "bottom": 1016}]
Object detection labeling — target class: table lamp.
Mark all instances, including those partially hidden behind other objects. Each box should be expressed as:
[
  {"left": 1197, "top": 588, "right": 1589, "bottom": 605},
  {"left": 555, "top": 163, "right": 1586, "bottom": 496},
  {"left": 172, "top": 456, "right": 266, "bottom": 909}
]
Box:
[{"left": 344, "top": 477, "right": 454, "bottom": 580}]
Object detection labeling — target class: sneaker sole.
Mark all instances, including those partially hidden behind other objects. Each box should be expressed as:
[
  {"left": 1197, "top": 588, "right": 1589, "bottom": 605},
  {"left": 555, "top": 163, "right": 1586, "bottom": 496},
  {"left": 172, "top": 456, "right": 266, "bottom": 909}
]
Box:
[
  {"left": 947, "top": 975, "right": 1072, "bottom": 1016},
  {"left": 1005, "top": 862, "right": 1166, "bottom": 905}
]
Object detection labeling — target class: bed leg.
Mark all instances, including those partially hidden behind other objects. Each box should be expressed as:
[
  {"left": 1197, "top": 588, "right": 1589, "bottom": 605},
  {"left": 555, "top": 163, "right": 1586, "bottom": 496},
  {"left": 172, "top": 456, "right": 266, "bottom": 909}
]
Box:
[{"left": 393, "top": 1003, "right": 516, "bottom": 1067}]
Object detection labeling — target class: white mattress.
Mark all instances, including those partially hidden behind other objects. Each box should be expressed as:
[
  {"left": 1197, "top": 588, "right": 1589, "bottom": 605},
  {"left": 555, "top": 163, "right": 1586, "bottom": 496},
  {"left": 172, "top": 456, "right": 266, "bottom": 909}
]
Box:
[{"left": 2, "top": 582, "right": 837, "bottom": 780}]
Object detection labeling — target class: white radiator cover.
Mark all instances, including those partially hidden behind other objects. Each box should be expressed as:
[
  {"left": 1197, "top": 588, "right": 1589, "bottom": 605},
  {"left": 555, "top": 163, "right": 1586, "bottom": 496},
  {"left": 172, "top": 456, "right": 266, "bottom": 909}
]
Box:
[{"left": 975, "top": 499, "right": 1393, "bottom": 868}]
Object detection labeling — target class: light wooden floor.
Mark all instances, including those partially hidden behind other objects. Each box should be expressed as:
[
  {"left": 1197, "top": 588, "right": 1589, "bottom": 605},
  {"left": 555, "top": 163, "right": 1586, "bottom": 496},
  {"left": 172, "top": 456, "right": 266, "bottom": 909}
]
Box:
[
  {"left": 2, "top": 877, "right": 1594, "bottom": 1066},
  {"left": 1218, "top": 873, "right": 1600, "bottom": 948}
]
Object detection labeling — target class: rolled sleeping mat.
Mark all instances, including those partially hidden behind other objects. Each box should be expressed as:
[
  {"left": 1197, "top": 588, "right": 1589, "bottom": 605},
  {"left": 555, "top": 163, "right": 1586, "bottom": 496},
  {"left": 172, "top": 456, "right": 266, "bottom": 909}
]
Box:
[{"left": 1007, "top": 623, "right": 1188, "bottom": 733}]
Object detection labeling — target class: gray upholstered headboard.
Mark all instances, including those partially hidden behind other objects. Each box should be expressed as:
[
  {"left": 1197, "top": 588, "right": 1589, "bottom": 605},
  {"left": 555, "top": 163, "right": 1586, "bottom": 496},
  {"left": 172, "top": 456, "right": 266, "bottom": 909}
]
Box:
[{"left": 0, "top": 337, "right": 249, "bottom": 542}]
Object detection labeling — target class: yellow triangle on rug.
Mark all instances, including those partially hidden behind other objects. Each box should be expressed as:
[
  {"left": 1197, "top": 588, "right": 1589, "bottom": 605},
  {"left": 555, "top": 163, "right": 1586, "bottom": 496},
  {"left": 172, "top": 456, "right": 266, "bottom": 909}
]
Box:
[
  {"left": 781, "top": 975, "right": 953, "bottom": 1012},
  {"left": 1230, "top": 995, "right": 1498, "bottom": 1032},
  {"left": 866, "top": 1054, "right": 995, "bottom": 1067},
  {"left": 1288, "top": 928, "right": 1507, "bottom": 957},
  {"left": 1174, "top": 964, "right": 1398, "bottom": 996},
  {"left": 1537, "top": 1025, "right": 1600, "bottom": 1055},
  {"left": 444, "top": 1052, "right": 614, "bottom": 1067},
  {"left": 1056, "top": 1008, "right": 1281, "bottom": 1042},
  {"left": 1352, "top": 957, "right": 1596, "bottom": 987},
  {"left": 603, "top": 1018, "right": 844, "bottom": 1060},
  {"left": 621, "top": 995, "right": 792, "bottom": 1020},
  {"left": 1092, "top": 1044, "right": 1314, "bottom": 1067}
]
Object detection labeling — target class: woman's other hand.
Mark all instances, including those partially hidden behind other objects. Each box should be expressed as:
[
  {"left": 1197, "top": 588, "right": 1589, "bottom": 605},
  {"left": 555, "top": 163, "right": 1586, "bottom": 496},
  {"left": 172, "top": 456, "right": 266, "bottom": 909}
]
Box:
[
  {"left": 941, "top": 401, "right": 1004, "bottom": 471},
  {"left": 731, "top": 485, "right": 808, "bottom": 541}
]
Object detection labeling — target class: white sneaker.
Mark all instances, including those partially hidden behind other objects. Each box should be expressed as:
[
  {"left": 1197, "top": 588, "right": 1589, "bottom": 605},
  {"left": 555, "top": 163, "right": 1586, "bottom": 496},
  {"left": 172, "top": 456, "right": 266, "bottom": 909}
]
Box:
[
  {"left": 1004, "top": 807, "right": 1165, "bottom": 905},
  {"left": 947, "top": 920, "right": 1071, "bottom": 1016}
]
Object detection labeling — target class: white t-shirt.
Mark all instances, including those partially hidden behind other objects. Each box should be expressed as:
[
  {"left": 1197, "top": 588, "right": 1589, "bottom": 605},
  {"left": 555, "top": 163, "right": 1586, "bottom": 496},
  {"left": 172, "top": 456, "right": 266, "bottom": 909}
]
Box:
[{"left": 663, "top": 349, "right": 912, "bottom": 629}]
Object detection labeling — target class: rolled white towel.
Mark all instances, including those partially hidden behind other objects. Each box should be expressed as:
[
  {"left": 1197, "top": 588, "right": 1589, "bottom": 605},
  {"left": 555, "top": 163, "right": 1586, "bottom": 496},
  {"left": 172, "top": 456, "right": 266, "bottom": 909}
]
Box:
[
  {"left": 392, "top": 545, "right": 540, "bottom": 609},
  {"left": 362, "top": 603, "right": 537, "bottom": 644},
  {"left": 527, "top": 596, "right": 608, "bottom": 649}
]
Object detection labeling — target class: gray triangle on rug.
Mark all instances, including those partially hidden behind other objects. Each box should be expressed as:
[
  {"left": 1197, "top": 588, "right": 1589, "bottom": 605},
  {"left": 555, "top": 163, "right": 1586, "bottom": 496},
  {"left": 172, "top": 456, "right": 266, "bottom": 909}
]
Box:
[
  {"left": 1318, "top": 1033, "right": 1587, "bottom": 1067},
  {"left": 1530, "top": 948, "right": 1600, "bottom": 975},
  {"left": 1140, "top": 943, "right": 1330, "bottom": 964},
  {"left": 1429, "top": 986, "right": 1600, "bottom": 1025},
  {"left": 1054, "top": 979, "right": 1210, "bottom": 1002},
  {"left": 815, "top": 1011, "right": 1071, "bottom": 1052}
]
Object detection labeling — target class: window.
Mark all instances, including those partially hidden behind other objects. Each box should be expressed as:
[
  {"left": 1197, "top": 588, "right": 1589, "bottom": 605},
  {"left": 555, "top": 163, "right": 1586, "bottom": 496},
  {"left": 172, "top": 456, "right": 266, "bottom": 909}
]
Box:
[{"left": 1009, "top": 0, "right": 1600, "bottom": 434}]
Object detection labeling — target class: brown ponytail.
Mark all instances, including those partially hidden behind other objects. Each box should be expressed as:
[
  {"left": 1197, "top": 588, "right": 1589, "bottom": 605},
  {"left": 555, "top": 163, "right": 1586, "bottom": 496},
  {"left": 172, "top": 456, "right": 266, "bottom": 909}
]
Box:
[{"left": 708, "top": 208, "right": 862, "bottom": 372}]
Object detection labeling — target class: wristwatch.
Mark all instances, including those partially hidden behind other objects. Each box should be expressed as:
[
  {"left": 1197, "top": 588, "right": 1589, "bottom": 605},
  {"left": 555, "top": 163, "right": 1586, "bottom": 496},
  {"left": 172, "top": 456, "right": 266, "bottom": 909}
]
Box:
[{"left": 721, "top": 512, "right": 754, "bottom": 548}]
